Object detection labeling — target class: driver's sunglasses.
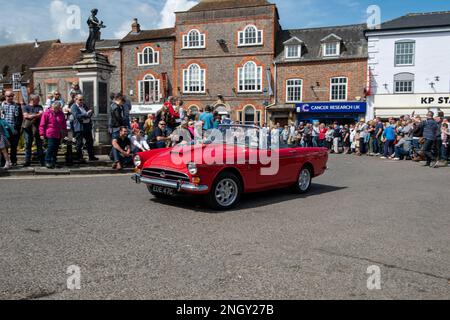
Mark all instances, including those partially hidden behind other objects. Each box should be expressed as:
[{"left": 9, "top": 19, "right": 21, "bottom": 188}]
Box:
[
  {"left": 6, "top": 95, "right": 14, "bottom": 98},
  {"left": 160, "top": 123, "right": 166, "bottom": 126}
]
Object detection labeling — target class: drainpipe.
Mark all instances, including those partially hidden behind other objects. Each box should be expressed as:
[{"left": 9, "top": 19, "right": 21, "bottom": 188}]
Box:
[{"left": 265, "top": 61, "right": 277, "bottom": 126}]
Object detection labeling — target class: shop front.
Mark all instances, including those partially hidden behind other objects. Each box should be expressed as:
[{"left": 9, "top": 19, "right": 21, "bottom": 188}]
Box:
[{"left": 296, "top": 101, "right": 367, "bottom": 125}]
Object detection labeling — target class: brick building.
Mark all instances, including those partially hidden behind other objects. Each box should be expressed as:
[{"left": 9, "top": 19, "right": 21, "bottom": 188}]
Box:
[
  {"left": 173, "top": 0, "right": 279, "bottom": 126},
  {"left": 0, "top": 39, "right": 58, "bottom": 102},
  {"left": 120, "top": 20, "right": 175, "bottom": 115},
  {"left": 120, "top": 0, "right": 280, "bottom": 125},
  {"left": 271, "top": 24, "right": 368, "bottom": 126}
]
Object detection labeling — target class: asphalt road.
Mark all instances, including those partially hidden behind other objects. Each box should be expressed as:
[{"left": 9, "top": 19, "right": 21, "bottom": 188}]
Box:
[{"left": 0, "top": 155, "right": 449, "bottom": 300}]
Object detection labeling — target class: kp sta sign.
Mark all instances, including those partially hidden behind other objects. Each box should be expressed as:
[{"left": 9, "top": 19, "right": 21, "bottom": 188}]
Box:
[{"left": 419, "top": 95, "right": 450, "bottom": 107}]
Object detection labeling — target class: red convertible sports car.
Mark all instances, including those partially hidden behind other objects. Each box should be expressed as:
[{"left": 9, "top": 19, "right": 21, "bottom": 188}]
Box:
[{"left": 132, "top": 125, "right": 328, "bottom": 210}]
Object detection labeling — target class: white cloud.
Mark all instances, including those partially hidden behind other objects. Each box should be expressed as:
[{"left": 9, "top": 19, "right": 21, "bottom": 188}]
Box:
[
  {"left": 158, "top": 0, "right": 198, "bottom": 29},
  {"left": 49, "top": 0, "right": 87, "bottom": 41}
]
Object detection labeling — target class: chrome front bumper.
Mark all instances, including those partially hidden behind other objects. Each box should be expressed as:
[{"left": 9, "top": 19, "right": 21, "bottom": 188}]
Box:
[{"left": 132, "top": 174, "right": 209, "bottom": 193}]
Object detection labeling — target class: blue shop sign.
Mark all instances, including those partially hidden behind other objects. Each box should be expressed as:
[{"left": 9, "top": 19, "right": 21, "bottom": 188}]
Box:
[{"left": 296, "top": 102, "right": 367, "bottom": 114}]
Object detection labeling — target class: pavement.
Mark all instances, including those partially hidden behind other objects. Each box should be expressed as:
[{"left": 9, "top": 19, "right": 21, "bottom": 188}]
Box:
[
  {"left": 0, "top": 155, "right": 134, "bottom": 177},
  {"left": 0, "top": 154, "right": 449, "bottom": 300}
]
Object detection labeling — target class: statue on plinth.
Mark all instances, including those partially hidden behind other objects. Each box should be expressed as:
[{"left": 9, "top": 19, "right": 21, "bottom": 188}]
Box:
[{"left": 85, "top": 8, "right": 106, "bottom": 53}]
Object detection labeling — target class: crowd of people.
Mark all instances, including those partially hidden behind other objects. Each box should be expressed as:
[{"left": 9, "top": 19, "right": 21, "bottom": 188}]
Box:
[
  {"left": 0, "top": 83, "right": 98, "bottom": 169},
  {"left": 272, "top": 112, "right": 449, "bottom": 168},
  {"left": 107, "top": 95, "right": 229, "bottom": 170},
  {"left": 1, "top": 87, "right": 448, "bottom": 170}
]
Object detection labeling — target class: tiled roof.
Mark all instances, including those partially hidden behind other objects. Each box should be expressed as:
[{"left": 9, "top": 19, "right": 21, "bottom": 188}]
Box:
[
  {"left": 33, "top": 39, "right": 120, "bottom": 69},
  {"left": 120, "top": 28, "right": 175, "bottom": 43},
  {"left": 34, "top": 43, "right": 84, "bottom": 68},
  {"left": 188, "top": 0, "right": 271, "bottom": 12},
  {"left": 0, "top": 40, "right": 58, "bottom": 83},
  {"left": 275, "top": 24, "right": 368, "bottom": 63},
  {"left": 376, "top": 11, "right": 450, "bottom": 31}
]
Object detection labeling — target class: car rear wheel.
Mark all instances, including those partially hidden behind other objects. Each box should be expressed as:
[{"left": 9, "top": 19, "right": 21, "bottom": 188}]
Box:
[
  {"left": 207, "top": 172, "right": 242, "bottom": 210},
  {"left": 291, "top": 166, "right": 312, "bottom": 194}
]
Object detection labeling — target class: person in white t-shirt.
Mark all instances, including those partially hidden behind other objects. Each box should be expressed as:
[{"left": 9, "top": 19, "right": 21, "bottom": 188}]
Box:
[{"left": 131, "top": 129, "right": 150, "bottom": 153}]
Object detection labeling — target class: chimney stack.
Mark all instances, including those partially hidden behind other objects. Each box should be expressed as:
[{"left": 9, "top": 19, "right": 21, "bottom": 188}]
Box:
[
  {"left": 34, "top": 39, "right": 40, "bottom": 48},
  {"left": 131, "top": 18, "right": 141, "bottom": 34}
]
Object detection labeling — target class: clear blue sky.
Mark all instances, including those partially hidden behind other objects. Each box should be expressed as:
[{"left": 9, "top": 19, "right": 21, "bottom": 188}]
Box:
[{"left": 0, "top": 0, "right": 449, "bottom": 45}]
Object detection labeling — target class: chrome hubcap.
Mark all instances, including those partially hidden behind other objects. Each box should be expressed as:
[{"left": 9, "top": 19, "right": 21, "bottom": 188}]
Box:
[
  {"left": 215, "top": 179, "right": 238, "bottom": 207},
  {"left": 298, "top": 169, "right": 311, "bottom": 191}
]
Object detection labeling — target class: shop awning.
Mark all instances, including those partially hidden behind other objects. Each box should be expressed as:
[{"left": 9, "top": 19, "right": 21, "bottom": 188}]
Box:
[{"left": 130, "top": 104, "right": 163, "bottom": 115}]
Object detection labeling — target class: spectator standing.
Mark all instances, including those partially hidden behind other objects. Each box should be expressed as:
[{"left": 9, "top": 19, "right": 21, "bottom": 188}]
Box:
[
  {"left": 143, "top": 114, "right": 155, "bottom": 137},
  {"left": 39, "top": 101, "right": 67, "bottom": 169},
  {"left": 22, "top": 94, "right": 44, "bottom": 167},
  {"left": 381, "top": 120, "right": 397, "bottom": 160},
  {"left": 349, "top": 124, "right": 357, "bottom": 153},
  {"left": 111, "top": 126, "right": 132, "bottom": 170},
  {"left": 357, "top": 119, "right": 368, "bottom": 155},
  {"left": 342, "top": 124, "right": 350, "bottom": 154},
  {"left": 51, "top": 91, "right": 65, "bottom": 108},
  {"left": 422, "top": 111, "right": 439, "bottom": 167},
  {"left": 0, "top": 90, "right": 22, "bottom": 167},
  {"left": 318, "top": 123, "right": 327, "bottom": 147},
  {"left": 109, "top": 93, "right": 127, "bottom": 139},
  {"left": 0, "top": 117, "right": 12, "bottom": 169},
  {"left": 332, "top": 123, "right": 341, "bottom": 153},
  {"left": 312, "top": 122, "right": 320, "bottom": 147},
  {"left": 199, "top": 105, "right": 214, "bottom": 131},
  {"left": 71, "top": 95, "right": 98, "bottom": 162},
  {"left": 440, "top": 122, "right": 449, "bottom": 165},
  {"left": 374, "top": 118, "right": 384, "bottom": 156},
  {"left": 281, "top": 125, "right": 289, "bottom": 145},
  {"left": 122, "top": 96, "right": 132, "bottom": 130}
]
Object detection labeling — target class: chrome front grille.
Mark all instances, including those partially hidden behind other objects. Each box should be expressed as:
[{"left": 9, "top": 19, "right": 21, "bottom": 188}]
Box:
[{"left": 141, "top": 168, "right": 190, "bottom": 183}]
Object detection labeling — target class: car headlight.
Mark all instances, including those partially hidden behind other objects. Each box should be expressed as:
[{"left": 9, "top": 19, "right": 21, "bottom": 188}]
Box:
[
  {"left": 134, "top": 155, "right": 142, "bottom": 167},
  {"left": 187, "top": 162, "right": 197, "bottom": 175}
]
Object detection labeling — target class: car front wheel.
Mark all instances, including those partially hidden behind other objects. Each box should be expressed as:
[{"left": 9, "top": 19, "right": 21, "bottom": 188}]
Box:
[
  {"left": 291, "top": 166, "right": 312, "bottom": 194},
  {"left": 207, "top": 172, "right": 242, "bottom": 210}
]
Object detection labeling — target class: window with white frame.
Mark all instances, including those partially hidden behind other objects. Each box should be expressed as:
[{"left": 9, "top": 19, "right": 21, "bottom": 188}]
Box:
[
  {"left": 395, "top": 41, "right": 415, "bottom": 66},
  {"left": 330, "top": 77, "right": 347, "bottom": 101},
  {"left": 286, "top": 79, "right": 303, "bottom": 102},
  {"left": 394, "top": 73, "right": 414, "bottom": 93},
  {"left": 183, "top": 64, "right": 205, "bottom": 93},
  {"left": 238, "top": 25, "right": 263, "bottom": 46},
  {"left": 138, "top": 47, "right": 159, "bottom": 66},
  {"left": 12, "top": 73, "right": 21, "bottom": 91},
  {"left": 323, "top": 42, "right": 340, "bottom": 57},
  {"left": 286, "top": 45, "right": 301, "bottom": 59},
  {"left": 182, "top": 29, "right": 205, "bottom": 49},
  {"left": 46, "top": 83, "right": 58, "bottom": 96},
  {"left": 138, "top": 75, "right": 160, "bottom": 103},
  {"left": 238, "top": 61, "right": 262, "bottom": 92}
]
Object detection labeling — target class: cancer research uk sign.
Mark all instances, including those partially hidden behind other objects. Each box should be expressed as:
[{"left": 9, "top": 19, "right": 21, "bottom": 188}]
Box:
[{"left": 296, "top": 102, "right": 367, "bottom": 114}]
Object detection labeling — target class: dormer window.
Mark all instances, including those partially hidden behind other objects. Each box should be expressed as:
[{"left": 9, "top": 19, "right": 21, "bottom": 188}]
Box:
[
  {"left": 138, "top": 47, "right": 159, "bottom": 66},
  {"left": 321, "top": 34, "right": 342, "bottom": 57},
  {"left": 238, "top": 25, "right": 263, "bottom": 46},
  {"left": 183, "top": 29, "right": 205, "bottom": 49},
  {"left": 324, "top": 42, "right": 339, "bottom": 56},
  {"left": 283, "top": 37, "right": 304, "bottom": 59}
]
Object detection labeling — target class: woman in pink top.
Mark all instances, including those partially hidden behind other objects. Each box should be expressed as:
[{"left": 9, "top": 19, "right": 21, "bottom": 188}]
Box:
[
  {"left": 39, "top": 101, "right": 67, "bottom": 169},
  {"left": 319, "top": 123, "right": 328, "bottom": 147}
]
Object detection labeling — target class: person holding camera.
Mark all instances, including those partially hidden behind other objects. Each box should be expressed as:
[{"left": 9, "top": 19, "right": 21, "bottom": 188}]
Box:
[{"left": 71, "top": 94, "right": 98, "bottom": 163}]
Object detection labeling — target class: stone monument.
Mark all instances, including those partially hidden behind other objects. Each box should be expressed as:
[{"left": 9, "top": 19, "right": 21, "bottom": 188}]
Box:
[{"left": 73, "top": 8, "right": 114, "bottom": 146}]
